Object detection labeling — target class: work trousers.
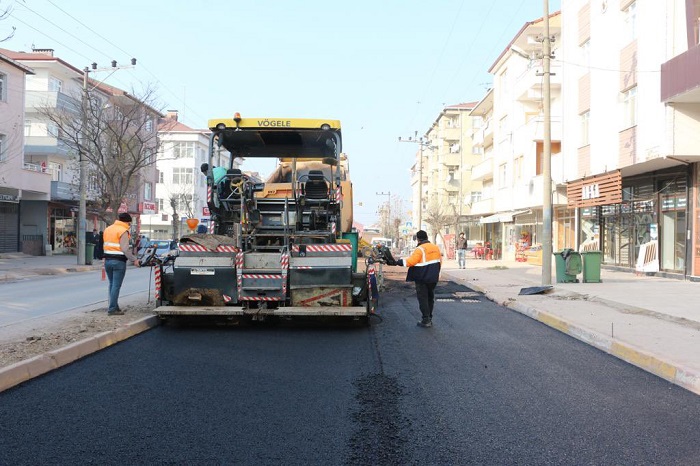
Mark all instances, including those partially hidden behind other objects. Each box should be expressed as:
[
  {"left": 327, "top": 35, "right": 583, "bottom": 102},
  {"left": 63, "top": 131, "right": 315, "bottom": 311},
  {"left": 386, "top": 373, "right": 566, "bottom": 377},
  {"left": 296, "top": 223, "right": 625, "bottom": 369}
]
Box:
[
  {"left": 415, "top": 281, "right": 437, "bottom": 321},
  {"left": 105, "top": 259, "right": 127, "bottom": 313}
]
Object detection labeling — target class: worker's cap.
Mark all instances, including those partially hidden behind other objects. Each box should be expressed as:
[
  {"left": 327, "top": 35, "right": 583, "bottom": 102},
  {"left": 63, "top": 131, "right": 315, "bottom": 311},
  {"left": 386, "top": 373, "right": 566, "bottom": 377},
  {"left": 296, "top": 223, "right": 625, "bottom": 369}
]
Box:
[
  {"left": 416, "top": 230, "right": 428, "bottom": 241},
  {"left": 118, "top": 212, "right": 133, "bottom": 223}
]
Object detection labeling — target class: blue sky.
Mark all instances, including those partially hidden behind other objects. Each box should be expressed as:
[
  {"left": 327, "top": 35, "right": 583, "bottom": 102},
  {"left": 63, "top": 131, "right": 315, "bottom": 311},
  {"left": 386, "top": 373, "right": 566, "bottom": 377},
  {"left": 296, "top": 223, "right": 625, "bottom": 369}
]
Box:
[{"left": 4, "top": 0, "right": 561, "bottom": 226}]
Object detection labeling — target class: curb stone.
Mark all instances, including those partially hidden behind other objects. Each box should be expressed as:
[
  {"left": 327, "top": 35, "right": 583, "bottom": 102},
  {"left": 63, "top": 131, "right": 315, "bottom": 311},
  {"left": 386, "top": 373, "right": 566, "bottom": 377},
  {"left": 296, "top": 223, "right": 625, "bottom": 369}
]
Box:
[
  {"left": 468, "top": 283, "right": 700, "bottom": 396},
  {"left": 0, "top": 315, "right": 160, "bottom": 393}
]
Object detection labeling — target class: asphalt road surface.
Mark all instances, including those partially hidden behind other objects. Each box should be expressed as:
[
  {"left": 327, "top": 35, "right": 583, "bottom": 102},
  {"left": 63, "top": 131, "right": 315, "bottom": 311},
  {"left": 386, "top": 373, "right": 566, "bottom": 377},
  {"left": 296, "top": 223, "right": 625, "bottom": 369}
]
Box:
[
  {"left": 0, "top": 267, "right": 153, "bottom": 328},
  {"left": 1, "top": 277, "right": 699, "bottom": 465}
]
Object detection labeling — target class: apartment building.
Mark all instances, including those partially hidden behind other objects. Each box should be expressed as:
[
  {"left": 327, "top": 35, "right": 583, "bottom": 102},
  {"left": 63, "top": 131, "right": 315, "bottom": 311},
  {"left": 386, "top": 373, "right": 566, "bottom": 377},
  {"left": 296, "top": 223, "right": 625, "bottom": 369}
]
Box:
[
  {"left": 0, "top": 51, "right": 41, "bottom": 253},
  {"left": 1, "top": 47, "right": 161, "bottom": 255},
  {"left": 562, "top": 0, "right": 700, "bottom": 278},
  {"left": 468, "top": 13, "right": 568, "bottom": 261},
  {"left": 416, "top": 103, "right": 482, "bottom": 253},
  {"left": 141, "top": 111, "right": 236, "bottom": 241}
]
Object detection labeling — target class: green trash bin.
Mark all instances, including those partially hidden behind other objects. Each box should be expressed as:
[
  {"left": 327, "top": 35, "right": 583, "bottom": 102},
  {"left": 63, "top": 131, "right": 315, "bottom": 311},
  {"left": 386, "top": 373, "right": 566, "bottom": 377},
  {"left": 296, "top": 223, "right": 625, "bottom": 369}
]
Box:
[
  {"left": 581, "top": 250, "right": 602, "bottom": 283},
  {"left": 553, "top": 249, "right": 580, "bottom": 283},
  {"left": 85, "top": 243, "right": 95, "bottom": 265}
]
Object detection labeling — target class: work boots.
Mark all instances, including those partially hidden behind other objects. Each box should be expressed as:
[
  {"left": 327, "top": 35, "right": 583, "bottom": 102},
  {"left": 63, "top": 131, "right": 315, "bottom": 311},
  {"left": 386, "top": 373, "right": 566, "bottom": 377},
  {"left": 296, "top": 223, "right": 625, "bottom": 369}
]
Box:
[{"left": 417, "top": 318, "right": 433, "bottom": 328}]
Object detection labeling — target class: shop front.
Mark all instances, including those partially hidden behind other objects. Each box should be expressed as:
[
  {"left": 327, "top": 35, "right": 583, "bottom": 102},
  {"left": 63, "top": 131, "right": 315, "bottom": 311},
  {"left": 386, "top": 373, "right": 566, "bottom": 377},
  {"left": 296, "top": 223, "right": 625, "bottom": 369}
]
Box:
[{"left": 569, "top": 167, "right": 692, "bottom": 275}]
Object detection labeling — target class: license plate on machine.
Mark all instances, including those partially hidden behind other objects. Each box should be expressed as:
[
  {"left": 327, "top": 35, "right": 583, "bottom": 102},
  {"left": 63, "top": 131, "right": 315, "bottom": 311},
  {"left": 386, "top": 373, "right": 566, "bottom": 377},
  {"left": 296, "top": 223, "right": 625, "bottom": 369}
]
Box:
[{"left": 190, "top": 268, "right": 215, "bottom": 276}]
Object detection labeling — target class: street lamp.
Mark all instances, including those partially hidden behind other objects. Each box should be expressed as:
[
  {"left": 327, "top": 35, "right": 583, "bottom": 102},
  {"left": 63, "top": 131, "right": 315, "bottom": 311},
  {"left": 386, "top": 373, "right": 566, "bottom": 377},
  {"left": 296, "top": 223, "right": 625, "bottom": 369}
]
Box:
[
  {"left": 77, "top": 58, "right": 136, "bottom": 265},
  {"left": 399, "top": 132, "right": 435, "bottom": 230}
]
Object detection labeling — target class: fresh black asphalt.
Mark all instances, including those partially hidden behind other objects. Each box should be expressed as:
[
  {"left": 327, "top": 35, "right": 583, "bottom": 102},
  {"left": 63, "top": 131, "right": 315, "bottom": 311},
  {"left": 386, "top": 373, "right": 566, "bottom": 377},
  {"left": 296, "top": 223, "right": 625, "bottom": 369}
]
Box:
[{"left": 1, "top": 277, "right": 699, "bottom": 465}]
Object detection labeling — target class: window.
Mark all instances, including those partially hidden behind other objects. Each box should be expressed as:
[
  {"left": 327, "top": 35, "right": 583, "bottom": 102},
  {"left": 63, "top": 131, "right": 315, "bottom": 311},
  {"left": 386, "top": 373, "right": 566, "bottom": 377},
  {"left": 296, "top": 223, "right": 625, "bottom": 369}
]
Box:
[
  {"left": 579, "top": 39, "right": 590, "bottom": 69},
  {"left": 0, "top": 72, "right": 6, "bottom": 101},
  {"left": 624, "top": 2, "right": 637, "bottom": 42},
  {"left": 580, "top": 111, "right": 590, "bottom": 146},
  {"left": 621, "top": 86, "right": 637, "bottom": 128},
  {"left": 157, "top": 198, "right": 164, "bottom": 211},
  {"left": 173, "top": 141, "right": 195, "bottom": 159},
  {"left": 144, "top": 182, "right": 153, "bottom": 201},
  {"left": 470, "top": 191, "right": 482, "bottom": 204},
  {"left": 176, "top": 193, "right": 193, "bottom": 212},
  {"left": 498, "top": 163, "right": 507, "bottom": 187},
  {"left": 158, "top": 171, "right": 164, "bottom": 184},
  {"left": 144, "top": 148, "right": 154, "bottom": 164},
  {"left": 47, "top": 122, "right": 59, "bottom": 138},
  {"left": 145, "top": 119, "right": 153, "bottom": 133},
  {"left": 48, "top": 76, "right": 62, "bottom": 93},
  {"left": 172, "top": 167, "right": 193, "bottom": 185},
  {"left": 24, "top": 120, "right": 31, "bottom": 137},
  {"left": 472, "top": 145, "right": 482, "bottom": 155},
  {"left": 514, "top": 156, "right": 523, "bottom": 182}
]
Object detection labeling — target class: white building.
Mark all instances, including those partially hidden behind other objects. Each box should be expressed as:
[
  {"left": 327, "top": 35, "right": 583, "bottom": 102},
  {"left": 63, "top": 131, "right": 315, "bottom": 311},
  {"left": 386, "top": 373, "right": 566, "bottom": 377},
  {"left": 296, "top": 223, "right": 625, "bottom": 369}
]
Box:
[{"left": 141, "top": 111, "right": 233, "bottom": 240}]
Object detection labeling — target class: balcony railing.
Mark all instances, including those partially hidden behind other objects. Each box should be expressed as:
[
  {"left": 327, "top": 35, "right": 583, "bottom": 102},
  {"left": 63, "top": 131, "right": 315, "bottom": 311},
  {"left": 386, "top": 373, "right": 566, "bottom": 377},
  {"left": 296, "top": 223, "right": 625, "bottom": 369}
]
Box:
[
  {"left": 471, "top": 156, "right": 494, "bottom": 181},
  {"left": 25, "top": 90, "right": 80, "bottom": 112},
  {"left": 24, "top": 136, "right": 71, "bottom": 156},
  {"left": 51, "top": 180, "right": 77, "bottom": 201}
]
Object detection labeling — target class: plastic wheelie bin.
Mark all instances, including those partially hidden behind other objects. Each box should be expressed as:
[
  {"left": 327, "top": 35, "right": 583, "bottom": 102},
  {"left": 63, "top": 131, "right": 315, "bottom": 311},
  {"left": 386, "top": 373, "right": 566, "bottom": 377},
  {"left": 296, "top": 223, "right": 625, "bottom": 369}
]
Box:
[
  {"left": 581, "top": 250, "right": 602, "bottom": 283},
  {"left": 553, "top": 249, "right": 581, "bottom": 283},
  {"left": 85, "top": 243, "right": 95, "bottom": 265}
]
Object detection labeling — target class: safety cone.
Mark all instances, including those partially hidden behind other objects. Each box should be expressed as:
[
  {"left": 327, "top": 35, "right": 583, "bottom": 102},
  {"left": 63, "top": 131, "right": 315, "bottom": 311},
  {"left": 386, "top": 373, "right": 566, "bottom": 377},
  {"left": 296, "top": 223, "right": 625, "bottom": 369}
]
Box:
[{"left": 101, "top": 267, "right": 106, "bottom": 281}]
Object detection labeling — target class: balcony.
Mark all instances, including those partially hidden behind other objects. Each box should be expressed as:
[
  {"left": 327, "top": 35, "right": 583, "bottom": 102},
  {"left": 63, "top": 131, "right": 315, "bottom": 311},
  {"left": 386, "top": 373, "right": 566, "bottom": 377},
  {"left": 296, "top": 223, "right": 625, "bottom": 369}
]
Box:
[
  {"left": 24, "top": 136, "right": 71, "bottom": 156},
  {"left": 440, "top": 153, "right": 461, "bottom": 167},
  {"left": 514, "top": 62, "right": 562, "bottom": 102},
  {"left": 19, "top": 163, "right": 51, "bottom": 197},
  {"left": 470, "top": 197, "right": 494, "bottom": 216},
  {"left": 51, "top": 180, "right": 77, "bottom": 201},
  {"left": 661, "top": 44, "right": 700, "bottom": 103},
  {"left": 25, "top": 90, "right": 80, "bottom": 112},
  {"left": 471, "top": 156, "right": 494, "bottom": 182},
  {"left": 523, "top": 116, "right": 562, "bottom": 143},
  {"left": 441, "top": 126, "right": 461, "bottom": 141}
]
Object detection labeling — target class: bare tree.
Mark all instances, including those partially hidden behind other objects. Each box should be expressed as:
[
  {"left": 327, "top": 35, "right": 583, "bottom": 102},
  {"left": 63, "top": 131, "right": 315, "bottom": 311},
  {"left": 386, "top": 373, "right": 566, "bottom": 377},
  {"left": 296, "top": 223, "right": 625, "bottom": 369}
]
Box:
[
  {"left": 423, "top": 199, "right": 456, "bottom": 245},
  {"left": 167, "top": 183, "right": 199, "bottom": 241},
  {"left": 40, "top": 84, "right": 166, "bottom": 224}
]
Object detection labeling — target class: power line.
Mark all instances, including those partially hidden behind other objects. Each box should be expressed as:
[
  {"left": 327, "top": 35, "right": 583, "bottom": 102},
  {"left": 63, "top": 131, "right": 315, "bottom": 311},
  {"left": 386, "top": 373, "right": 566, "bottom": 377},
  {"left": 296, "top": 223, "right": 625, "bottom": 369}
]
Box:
[{"left": 43, "top": 0, "right": 208, "bottom": 126}]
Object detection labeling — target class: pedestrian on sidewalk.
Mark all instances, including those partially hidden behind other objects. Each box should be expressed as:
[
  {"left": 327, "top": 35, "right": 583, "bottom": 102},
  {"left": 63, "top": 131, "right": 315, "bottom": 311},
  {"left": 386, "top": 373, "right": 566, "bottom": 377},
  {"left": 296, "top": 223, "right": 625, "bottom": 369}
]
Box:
[
  {"left": 387, "top": 230, "right": 442, "bottom": 328},
  {"left": 456, "top": 232, "right": 468, "bottom": 269},
  {"left": 103, "top": 213, "right": 140, "bottom": 316},
  {"left": 94, "top": 231, "right": 104, "bottom": 260}
]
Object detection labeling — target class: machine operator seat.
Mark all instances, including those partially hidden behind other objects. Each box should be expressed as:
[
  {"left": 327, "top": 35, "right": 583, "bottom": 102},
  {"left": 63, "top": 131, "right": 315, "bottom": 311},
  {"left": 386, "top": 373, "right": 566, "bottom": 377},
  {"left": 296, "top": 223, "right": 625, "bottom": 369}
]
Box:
[
  {"left": 220, "top": 168, "right": 244, "bottom": 201},
  {"left": 304, "top": 170, "right": 330, "bottom": 200}
]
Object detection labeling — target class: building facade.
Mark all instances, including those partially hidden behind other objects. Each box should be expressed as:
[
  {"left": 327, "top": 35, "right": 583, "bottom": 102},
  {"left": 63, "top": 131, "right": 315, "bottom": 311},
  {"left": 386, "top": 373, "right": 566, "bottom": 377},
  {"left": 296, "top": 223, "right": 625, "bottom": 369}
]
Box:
[
  {"left": 0, "top": 51, "right": 42, "bottom": 253},
  {"left": 562, "top": 0, "right": 700, "bottom": 278}
]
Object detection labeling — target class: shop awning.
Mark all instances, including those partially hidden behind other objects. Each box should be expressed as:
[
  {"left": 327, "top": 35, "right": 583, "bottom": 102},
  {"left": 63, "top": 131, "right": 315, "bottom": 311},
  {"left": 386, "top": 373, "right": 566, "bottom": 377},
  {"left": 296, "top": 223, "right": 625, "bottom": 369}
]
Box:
[{"left": 480, "top": 209, "right": 531, "bottom": 224}]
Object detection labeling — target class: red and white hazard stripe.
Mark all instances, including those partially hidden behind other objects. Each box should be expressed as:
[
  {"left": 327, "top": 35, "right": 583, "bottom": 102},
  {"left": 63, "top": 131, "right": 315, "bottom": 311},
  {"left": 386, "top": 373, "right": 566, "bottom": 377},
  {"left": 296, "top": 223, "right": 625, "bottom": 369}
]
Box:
[
  {"left": 335, "top": 186, "right": 342, "bottom": 203},
  {"left": 178, "top": 244, "right": 239, "bottom": 253},
  {"left": 242, "top": 274, "right": 283, "bottom": 280},
  {"left": 240, "top": 296, "right": 283, "bottom": 301},
  {"left": 223, "top": 294, "right": 232, "bottom": 303},
  {"left": 292, "top": 244, "right": 352, "bottom": 253},
  {"left": 154, "top": 267, "right": 161, "bottom": 300}
]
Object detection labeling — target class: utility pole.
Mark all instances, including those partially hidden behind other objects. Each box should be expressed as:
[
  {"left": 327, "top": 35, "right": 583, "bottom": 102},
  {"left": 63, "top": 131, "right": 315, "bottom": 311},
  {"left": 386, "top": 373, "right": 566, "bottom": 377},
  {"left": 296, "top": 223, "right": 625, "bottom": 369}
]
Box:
[
  {"left": 376, "top": 191, "right": 391, "bottom": 238},
  {"left": 77, "top": 59, "right": 136, "bottom": 265},
  {"left": 541, "top": 0, "right": 553, "bottom": 285},
  {"left": 399, "top": 132, "right": 433, "bottom": 231}
]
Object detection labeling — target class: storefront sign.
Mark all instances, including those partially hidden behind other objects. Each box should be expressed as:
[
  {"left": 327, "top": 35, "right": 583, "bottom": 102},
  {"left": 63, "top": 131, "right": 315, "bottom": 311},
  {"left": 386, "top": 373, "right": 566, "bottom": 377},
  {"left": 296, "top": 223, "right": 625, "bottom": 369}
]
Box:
[
  {"left": 140, "top": 201, "right": 157, "bottom": 215},
  {"left": 203, "top": 206, "right": 210, "bottom": 216},
  {"left": 567, "top": 171, "right": 622, "bottom": 208},
  {"left": 0, "top": 193, "right": 19, "bottom": 203}
]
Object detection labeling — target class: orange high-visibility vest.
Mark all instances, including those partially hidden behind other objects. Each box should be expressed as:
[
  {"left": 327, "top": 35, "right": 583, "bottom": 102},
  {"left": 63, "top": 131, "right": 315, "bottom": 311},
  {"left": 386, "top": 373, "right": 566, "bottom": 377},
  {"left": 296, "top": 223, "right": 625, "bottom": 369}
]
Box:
[{"left": 103, "top": 220, "right": 130, "bottom": 259}]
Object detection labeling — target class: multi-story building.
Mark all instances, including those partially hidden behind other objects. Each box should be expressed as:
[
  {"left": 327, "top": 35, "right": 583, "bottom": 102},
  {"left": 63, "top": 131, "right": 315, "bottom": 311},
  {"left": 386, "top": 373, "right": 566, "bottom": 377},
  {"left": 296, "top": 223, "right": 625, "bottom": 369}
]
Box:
[
  {"left": 2, "top": 47, "right": 160, "bottom": 255},
  {"left": 469, "top": 13, "right": 567, "bottom": 261},
  {"left": 416, "top": 103, "right": 482, "bottom": 252},
  {"left": 562, "top": 0, "right": 700, "bottom": 278},
  {"left": 0, "top": 51, "right": 43, "bottom": 253},
  {"left": 141, "top": 111, "right": 233, "bottom": 241}
]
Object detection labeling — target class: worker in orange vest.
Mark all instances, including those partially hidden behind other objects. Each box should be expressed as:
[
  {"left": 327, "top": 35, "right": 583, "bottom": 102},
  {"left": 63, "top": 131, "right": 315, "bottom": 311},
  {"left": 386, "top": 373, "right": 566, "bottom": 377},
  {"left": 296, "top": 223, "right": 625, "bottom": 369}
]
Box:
[
  {"left": 103, "top": 212, "right": 140, "bottom": 315},
  {"left": 388, "top": 230, "right": 442, "bottom": 328}
]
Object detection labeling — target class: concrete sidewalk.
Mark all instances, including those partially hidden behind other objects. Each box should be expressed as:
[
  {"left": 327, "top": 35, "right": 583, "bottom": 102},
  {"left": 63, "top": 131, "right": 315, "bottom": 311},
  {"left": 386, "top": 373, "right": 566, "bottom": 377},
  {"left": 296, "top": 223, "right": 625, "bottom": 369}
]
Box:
[
  {"left": 442, "top": 256, "right": 700, "bottom": 396},
  {"left": 0, "top": 252, "right": 105, "bottom": 282}
]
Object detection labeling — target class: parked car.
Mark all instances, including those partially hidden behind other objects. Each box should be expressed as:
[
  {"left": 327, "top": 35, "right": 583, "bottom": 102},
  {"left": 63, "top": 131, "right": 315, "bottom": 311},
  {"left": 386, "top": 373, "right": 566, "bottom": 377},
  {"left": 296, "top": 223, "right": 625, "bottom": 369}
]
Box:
[{"left": 139, "top": 240, "right": 178, "bottom": 258}]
